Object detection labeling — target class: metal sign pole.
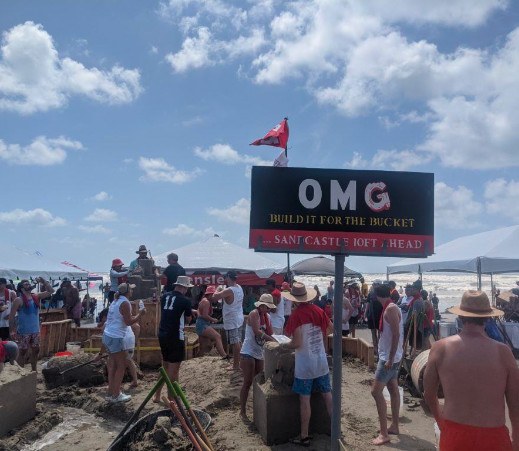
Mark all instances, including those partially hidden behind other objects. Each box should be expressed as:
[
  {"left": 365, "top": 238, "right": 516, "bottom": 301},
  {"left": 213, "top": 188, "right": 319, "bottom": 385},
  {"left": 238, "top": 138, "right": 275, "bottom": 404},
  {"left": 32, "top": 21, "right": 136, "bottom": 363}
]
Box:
[{"left": 331, "top": 254, "right": 345, "bottom": 450}]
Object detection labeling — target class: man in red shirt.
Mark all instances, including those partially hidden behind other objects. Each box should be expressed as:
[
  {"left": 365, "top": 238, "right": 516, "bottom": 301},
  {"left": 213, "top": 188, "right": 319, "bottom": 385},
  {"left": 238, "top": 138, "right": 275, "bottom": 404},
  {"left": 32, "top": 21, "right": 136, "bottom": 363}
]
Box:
[{"left": 282, "top": 282, "right": 333, "bottom": 447}]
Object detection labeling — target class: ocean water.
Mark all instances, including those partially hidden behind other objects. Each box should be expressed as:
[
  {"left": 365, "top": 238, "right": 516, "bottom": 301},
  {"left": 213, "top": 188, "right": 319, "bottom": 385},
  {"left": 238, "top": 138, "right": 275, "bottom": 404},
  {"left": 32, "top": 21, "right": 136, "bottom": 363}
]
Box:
[
  {"left": 87, "top": 272, "right": 518, "bottom": 315},
  {"left": 297, "top": 272, "right": 518, "bottom": 313}
]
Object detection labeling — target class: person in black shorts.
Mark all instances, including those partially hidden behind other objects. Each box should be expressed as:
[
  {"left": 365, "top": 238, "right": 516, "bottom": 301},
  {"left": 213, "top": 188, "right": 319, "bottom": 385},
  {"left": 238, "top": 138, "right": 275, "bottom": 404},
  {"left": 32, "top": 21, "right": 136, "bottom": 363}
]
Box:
[{"left": 153, "top": 275, "right": 193, "bottom": 403}]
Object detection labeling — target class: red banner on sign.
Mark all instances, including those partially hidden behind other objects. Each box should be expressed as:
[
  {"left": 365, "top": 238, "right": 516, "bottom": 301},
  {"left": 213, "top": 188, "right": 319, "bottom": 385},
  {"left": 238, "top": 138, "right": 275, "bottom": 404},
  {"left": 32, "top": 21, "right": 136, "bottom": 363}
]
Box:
[{"left": 249, "top": 229, "right": 433, "bottom": 257}]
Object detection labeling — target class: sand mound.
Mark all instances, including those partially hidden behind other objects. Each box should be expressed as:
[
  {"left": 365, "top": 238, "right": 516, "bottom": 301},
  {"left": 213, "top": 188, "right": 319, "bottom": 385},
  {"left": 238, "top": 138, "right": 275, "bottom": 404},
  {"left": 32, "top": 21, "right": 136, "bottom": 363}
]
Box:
[
  {"left": 0, "top": 409, "right": 62, "bottom": 451},
  {"left": 39, "top": 386, "right": 133, "bottom": 422},
  {"left": 132, "top": 416, "right": 191, "bottom": 451},
  {"left": 43, "top": 354, "right": 106, "bottom": 388}
]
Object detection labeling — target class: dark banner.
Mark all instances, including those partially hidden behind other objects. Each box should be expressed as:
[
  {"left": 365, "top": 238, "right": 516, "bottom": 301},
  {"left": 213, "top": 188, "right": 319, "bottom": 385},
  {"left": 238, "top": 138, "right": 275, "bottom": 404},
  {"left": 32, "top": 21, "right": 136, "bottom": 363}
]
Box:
[{"left": 249, "top": 166, "right": 434, "bottom": 257}]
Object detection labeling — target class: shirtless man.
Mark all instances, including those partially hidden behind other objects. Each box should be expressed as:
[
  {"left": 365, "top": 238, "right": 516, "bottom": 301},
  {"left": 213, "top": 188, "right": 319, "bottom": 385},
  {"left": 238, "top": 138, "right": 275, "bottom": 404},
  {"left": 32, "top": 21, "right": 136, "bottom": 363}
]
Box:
[
  {"left": 424, "top": 290, "right": 519, "bottom": 451},
  {"left": 212, "top": 271, "right": 244, "bottom": 371}
]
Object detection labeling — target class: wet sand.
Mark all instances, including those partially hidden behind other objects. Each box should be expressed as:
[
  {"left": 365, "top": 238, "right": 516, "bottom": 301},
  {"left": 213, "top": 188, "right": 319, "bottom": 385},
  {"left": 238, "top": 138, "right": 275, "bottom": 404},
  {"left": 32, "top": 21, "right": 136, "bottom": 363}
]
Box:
[{"left": 1, "top": 332, "right": 437, "bottom": 451}]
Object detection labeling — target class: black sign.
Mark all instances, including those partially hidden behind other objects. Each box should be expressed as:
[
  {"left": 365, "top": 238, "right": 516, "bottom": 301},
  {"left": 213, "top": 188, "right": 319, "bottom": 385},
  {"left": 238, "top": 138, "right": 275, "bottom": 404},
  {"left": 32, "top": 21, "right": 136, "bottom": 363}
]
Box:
[{"left": 249, "top": 166, "right": 434, "bottom": 257}]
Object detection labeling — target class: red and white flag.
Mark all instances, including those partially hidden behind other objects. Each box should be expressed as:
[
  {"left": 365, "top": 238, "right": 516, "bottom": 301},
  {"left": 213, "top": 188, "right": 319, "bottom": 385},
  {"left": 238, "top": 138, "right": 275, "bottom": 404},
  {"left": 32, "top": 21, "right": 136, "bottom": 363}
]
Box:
[{"left": 250, "top": 118, "right": 289, "bottom": 150}]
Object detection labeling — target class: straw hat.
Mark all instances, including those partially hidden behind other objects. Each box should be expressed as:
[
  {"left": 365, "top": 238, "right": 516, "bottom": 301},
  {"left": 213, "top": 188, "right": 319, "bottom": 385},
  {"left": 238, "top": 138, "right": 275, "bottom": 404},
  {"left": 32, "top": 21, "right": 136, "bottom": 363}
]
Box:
[
  {"left": 281, "top": 282, "right": 317, "bottom": 303},
  {"left": 255, "top": 293, "right": 276, "bottom": 309},
  {"left": 448, "top": 290, "right": 503, "bottom": 318},
  {"left": 174, "top": 275, "right": 194, "bottom": 288}
]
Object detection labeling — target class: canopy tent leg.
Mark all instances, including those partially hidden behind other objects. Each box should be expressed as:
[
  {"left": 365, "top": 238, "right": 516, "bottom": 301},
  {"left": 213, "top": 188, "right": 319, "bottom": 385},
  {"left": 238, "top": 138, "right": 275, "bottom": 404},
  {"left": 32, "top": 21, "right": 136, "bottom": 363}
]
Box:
[
  {"left": 331, "top": 254, "right": 345, "bottom": 451},
  {"left": 477, "top": 257, "right": 482, "bottom": 291},
  {"left": 490, "top": 273, "right": 494, "bottom": 306}
]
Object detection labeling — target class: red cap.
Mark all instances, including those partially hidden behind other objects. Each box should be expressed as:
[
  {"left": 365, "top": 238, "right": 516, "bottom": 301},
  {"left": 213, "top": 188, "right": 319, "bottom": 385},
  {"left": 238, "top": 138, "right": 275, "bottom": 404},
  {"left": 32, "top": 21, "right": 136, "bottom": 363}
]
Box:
[
  {"left": 281, "top": 282, "right": 291, "bottom": 291},
  {"left": 205, "top": 285, "right": 217, "bottom": 295},
  {"left": 112, "top": 258, "right": 124, "bottom": 267}
]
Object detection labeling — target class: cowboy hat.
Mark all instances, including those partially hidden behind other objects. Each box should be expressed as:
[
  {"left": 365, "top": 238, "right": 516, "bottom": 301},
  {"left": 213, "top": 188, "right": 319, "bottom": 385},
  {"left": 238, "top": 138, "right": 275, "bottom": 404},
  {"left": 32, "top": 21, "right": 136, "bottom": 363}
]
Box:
[
  {"left": 136, "top": 245, "right": 148, "bottom": 254},
  {"left": 448, "top": 290, "right": 503, "bottom": 318},
  {"left": 255, "top": 293, "right": 276, "bottom": 309},
  {"left": 174, "top": 275, "right": 194, "bottom": 288},
  {"left": 281, "top": 282, "right": 317, "bottom": 303},
  {"left": 118, "top": 283, "right": 136, "bottom": 294}
]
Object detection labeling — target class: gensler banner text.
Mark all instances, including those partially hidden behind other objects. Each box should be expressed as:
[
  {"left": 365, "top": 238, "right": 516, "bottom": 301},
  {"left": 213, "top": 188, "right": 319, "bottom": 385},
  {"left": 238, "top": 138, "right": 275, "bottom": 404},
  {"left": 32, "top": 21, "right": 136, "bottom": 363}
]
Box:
[{"left": 249, "top": 166, "right": 434, "bottom": 257}]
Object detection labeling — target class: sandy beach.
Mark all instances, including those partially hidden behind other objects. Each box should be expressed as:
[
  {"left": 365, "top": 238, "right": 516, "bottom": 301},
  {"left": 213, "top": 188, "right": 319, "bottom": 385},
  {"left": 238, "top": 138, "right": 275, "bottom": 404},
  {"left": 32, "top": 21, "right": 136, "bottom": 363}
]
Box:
[{"left": 1, "top": 328, "right": 438, "bottom": 451}]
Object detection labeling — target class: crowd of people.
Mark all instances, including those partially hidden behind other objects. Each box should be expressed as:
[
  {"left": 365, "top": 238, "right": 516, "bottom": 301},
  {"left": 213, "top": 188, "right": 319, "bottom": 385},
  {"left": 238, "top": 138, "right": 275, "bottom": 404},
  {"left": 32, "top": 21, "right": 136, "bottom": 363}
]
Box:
[{"left": 2, "top": 249, "right": 519, "bottom": 450}]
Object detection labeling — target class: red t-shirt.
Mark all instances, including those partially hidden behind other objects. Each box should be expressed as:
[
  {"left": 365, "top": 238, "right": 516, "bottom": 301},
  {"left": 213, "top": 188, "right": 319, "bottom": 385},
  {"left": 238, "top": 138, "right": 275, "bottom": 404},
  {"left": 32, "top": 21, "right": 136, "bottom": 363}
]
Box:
[{"left": 285, "top": 303, "right": 329, "bottom": 337}]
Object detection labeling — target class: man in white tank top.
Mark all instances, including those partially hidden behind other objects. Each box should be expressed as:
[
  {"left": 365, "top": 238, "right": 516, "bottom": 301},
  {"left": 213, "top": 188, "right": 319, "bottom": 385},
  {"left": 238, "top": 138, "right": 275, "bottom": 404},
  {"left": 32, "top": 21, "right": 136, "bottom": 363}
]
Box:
[
  {"left": 371, "top": 283, "right": 404, "bottom": 446},
  {"left": 212, "top": 270, "right": 244, "bottom": 371}
]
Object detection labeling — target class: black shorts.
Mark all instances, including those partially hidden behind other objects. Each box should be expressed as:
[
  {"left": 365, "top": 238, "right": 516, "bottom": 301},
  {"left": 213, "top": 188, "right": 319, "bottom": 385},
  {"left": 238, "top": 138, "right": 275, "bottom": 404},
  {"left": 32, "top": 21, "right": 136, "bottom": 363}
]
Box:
[
  {"left": 108, "top": 291, "right": 116, "bottom": 304},
  {"left": 348, "top": 315, "right": 359, "bottom": 326},
  {"left": 0, "top": 327, "right": 10, "bottom": 340},
  {"left": 159, "top": 336, "right": 185, "bottom": 363}
]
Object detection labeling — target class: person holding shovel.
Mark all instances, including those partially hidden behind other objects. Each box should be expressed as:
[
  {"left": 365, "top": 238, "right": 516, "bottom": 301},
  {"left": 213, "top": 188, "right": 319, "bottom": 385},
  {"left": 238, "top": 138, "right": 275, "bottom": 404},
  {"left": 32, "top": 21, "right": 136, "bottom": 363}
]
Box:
[{"left": 102, "top": 283, "right": 145, "bottom": 403}]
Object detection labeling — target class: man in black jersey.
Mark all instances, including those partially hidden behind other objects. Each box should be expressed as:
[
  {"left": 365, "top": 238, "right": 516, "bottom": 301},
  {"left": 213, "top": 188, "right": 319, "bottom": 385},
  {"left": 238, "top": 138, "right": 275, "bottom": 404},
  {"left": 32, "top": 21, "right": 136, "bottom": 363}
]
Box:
[{"left": 153, "top": 275, "right": 193, "bottom": 402}]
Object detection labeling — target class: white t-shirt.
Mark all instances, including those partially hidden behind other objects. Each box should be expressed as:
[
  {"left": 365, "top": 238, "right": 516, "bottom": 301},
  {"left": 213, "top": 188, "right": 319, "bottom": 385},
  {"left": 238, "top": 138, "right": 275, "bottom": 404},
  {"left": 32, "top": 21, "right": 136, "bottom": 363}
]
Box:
[
  {"left": 294, "top": 323, "right": 329, "bottom": 379},
  {"left": 283, "top": 297, "right": 292, "bottom": 316},
  {"left": 0, "top": 289, "right": 13, "bottom": 328},
  {"left": 270, "top": 294, "right": 285, "bottom": 329},
  {"left": 123, "top": 325, "right": 135, "bottom": 350},
  {"left": 222, "top": 285, "right": 244, "bottom": 330}
]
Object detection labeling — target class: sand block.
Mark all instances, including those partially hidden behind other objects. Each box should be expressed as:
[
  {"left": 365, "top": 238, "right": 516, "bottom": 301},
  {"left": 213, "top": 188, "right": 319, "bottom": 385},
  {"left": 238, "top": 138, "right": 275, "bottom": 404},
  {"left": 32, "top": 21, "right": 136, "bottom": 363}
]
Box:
[
  {"left": 358, "top": 338, "right": 375, "bottom": 369},
  {"left": 263, "top": 341, "right": 295, "bottom": 385},
  {"left": 342, "top": 337, "right": 358, "bottom": 356},
  {"left": 0, "top": 364, "right": 37, "bottom": 436},
  {"left": 136, "top": 337, "right": 162, "bottom": 368},
  {"left": 253, "top": 374, "right": 330, "bottom": 445},
  {"left": 42, "top": 354, "right": 106, "bottom": 388}
]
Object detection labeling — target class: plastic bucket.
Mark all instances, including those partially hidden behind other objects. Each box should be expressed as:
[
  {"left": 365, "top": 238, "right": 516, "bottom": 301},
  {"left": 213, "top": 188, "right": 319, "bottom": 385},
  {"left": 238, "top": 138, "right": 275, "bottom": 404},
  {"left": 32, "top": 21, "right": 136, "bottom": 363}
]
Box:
[
  {"left": 383, "top": 386, "right": 403, "bottom": 418},
  {"left": 66, "top": 342, "right": 81, "bottom": 355}
]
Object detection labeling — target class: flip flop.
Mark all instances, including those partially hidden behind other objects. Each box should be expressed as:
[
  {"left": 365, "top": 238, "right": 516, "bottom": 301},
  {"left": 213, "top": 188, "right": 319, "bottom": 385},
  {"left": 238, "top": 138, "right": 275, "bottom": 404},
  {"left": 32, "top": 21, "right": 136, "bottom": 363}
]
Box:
[{"left": 290, "top": 436, "right": 311, "bottom": 447}]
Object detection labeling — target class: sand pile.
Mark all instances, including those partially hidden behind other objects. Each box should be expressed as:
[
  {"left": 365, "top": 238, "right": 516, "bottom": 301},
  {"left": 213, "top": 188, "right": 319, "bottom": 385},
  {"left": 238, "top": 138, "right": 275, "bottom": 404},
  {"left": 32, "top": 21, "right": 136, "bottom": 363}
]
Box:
[
  {"left": 0, "top": 362, "right": 30, "bottom": 384},
  {"left": 0, "top": 409, "right": 62, "bottom": 451},
  {"left": 39, "top": 386, "right": 133, "bottom": 421},
  {"left": 43, "top": 354, "right": 105, "bottom": 388},
  {"left": 132, "top": 416, "right": 191, "bottom": 451}
]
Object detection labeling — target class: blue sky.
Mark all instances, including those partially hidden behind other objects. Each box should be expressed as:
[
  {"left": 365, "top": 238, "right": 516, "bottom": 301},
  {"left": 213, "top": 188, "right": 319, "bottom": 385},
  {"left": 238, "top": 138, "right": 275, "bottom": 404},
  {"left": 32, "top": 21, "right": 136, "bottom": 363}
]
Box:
[{"left": 1, "top": 0, "right": 519, "bottom": 274}]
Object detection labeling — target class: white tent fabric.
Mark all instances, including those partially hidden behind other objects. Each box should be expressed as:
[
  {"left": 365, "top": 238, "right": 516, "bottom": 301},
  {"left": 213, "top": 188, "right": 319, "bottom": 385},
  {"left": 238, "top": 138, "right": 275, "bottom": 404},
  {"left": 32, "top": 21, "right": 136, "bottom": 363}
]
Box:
[
  {"left": 0, "top": 245, "right": 87, "bottom": 280},
  {"left": 387, "top": 225, "right": 519, "bottom": 275},
  {"left": 283, "top": 256, "right": 362, "bottom": 278},
  {"left": 154, "top": 235, "right": 282, "bottom": 278}
]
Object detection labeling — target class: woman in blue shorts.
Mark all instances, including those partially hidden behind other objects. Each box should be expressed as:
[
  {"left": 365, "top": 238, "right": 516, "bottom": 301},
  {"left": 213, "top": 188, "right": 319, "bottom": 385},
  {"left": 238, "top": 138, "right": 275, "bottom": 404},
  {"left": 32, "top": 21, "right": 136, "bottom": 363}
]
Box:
[{"left": 196, "top": 286, "right": 228, "bottom": 359}]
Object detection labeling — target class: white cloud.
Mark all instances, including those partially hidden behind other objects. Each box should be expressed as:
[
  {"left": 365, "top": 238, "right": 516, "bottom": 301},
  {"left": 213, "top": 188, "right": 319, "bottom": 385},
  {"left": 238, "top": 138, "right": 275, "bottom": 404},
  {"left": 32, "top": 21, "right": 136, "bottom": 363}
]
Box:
[
  {"left": 79, "top": 224, "right": 111, "bottom": 234},
  {"left": 484, "top": 178, "right": 519, "bottom": 219},
  {"left": 138, "top": 157, "right": 203, "bottom": 184},
  {"left": 165, "top": 27, "right": 214, "bottom": 72},
  {"left": 345, "top": 150, "right": 431, "bottom": 171},
  {"left": 207, "top": 198, "right": 250, "bottom": 224},
  {"left": 194, "top": 143, "right": 271, "bottom": 166},
  {"left": 434, "top": 182, "right": 483, "bottom": 229},
  {"left": 162, "top": 223, "right": 217, "bottom": 237},
  {"left": 165, "top": 27, "right": 265, "bottom": 73},
  {"left": 0, "top": 135, "right": 83, "bottom": 165},
  {"left": 0, "top": 21, "right": 142, "bottom": 114},
  {"left": 84, "top": 208, "right": 118, "bottom": 222},
  {"left": 90, "top": 191, "right": 111, "bottom": 201},
  {"left": 0, "top": 208, "right": 66, "bottom": 227}
]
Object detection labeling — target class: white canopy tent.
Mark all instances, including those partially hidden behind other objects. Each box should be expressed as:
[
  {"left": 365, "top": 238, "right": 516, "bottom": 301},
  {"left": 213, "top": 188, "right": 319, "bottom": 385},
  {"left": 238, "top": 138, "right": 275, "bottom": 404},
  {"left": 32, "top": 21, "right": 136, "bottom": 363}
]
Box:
[
  {"left": 154, "top": 235, "right": 282, "bottom": 278},
  {"left": 0, "top": 245, "right": 87, "bottom": 281},
  {"left": 387, "top": 225, "right": 519, "bottom": 289}
]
